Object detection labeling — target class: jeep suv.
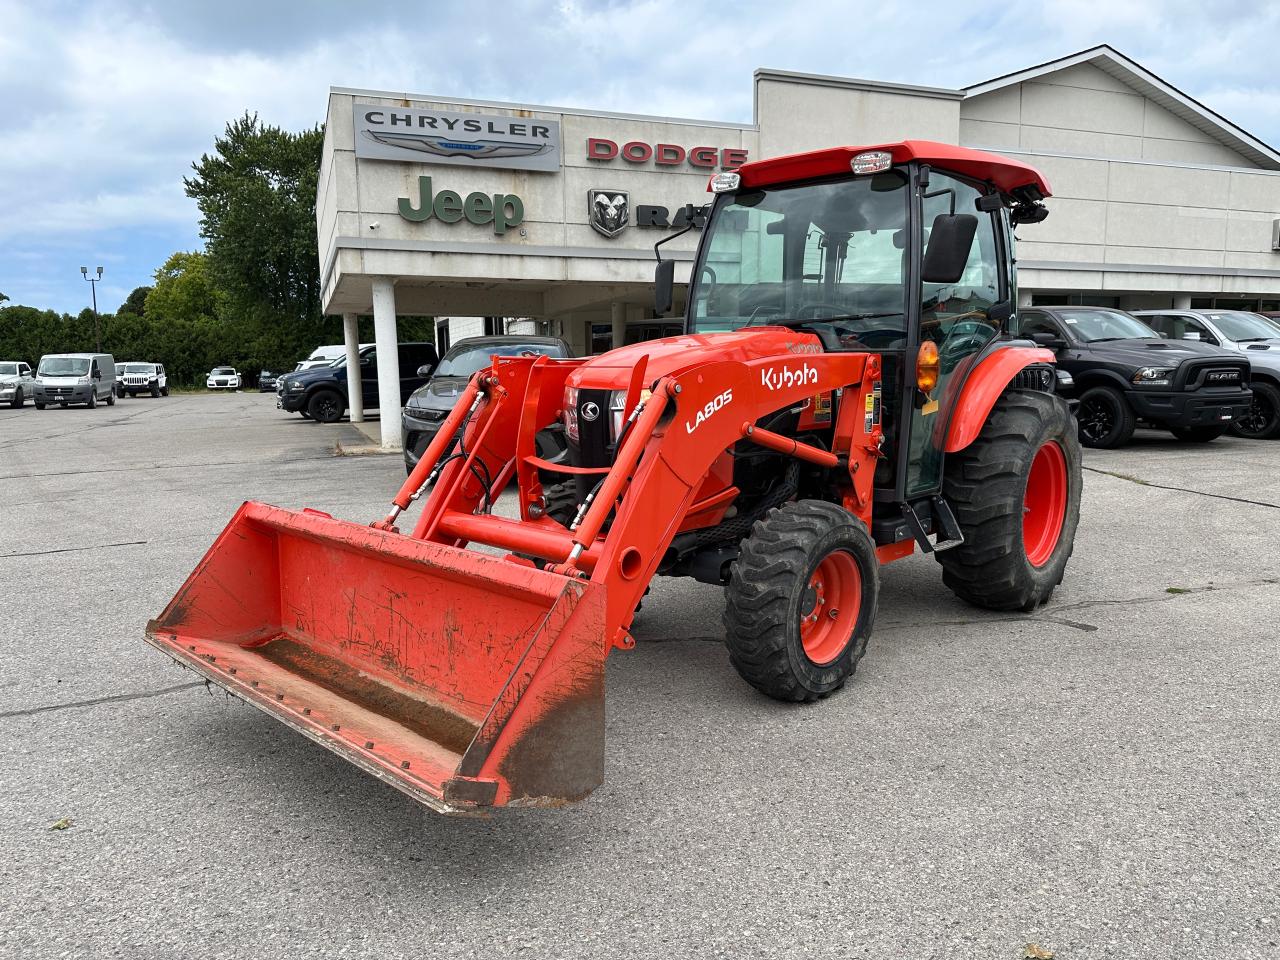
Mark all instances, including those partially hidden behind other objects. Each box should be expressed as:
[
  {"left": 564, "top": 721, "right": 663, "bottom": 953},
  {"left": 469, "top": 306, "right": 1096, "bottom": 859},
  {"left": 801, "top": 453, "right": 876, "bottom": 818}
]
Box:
[
  {"left": 1019, "top": 307, "right": 1251, "bottom": 447},
  {"left": 1132, "top": 309, "right": 1280, "bottom": 440},
  {"left": 276, "top": 341, "right": 438, "bottom": 423},
  {"left": 118, "top": 362, "right": 168, "bottom": 397}
]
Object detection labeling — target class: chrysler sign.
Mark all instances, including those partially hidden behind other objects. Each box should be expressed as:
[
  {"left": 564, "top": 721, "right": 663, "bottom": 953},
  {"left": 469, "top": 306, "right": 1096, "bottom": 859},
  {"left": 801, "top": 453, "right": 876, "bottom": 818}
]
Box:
[{"left": 354, "top": 103, "right": 561, "bottom": 172}]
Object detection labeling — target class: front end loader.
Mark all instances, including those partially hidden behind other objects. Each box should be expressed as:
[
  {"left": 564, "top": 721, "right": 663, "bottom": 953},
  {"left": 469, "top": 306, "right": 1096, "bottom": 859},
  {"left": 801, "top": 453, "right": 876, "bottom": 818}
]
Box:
[{"left": 147, "top": 140, "right": 1081, "bottom": 813}]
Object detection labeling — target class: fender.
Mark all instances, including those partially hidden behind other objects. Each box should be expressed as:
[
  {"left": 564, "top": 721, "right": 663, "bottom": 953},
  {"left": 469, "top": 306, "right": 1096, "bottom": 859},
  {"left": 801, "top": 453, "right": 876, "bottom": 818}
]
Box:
[{"left": 944, "top": 345, "right": 1056, "bottom": 452}]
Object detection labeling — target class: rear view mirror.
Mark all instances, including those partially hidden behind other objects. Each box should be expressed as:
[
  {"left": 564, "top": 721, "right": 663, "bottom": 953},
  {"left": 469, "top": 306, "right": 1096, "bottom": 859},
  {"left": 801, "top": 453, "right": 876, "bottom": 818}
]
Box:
[
  {"left": 921, "top": 213, "right": 978, "bottom": 284},
  {"left": 654, "top": 258, "right": 675, "bottom": 317}
]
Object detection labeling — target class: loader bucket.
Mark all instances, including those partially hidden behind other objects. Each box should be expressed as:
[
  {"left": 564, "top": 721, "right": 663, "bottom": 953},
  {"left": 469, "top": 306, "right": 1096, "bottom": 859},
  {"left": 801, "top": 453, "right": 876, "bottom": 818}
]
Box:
[{"left": 146, "top": 501, "right": 607, "bottom": 813}]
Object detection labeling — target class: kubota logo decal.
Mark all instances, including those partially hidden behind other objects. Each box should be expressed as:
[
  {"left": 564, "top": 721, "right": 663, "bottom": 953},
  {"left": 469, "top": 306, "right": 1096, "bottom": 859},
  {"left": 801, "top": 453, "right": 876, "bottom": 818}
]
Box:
[
  {"left": 761, "top": 362, "right": 818, "bottom": 391},
  {"left": 686, "top": 389, "right": 733, "bottom": 434}
]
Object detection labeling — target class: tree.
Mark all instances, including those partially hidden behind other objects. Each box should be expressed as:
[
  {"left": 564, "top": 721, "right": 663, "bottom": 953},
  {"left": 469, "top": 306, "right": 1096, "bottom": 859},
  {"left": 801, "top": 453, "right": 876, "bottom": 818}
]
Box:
[
  {"left": 117, "top": 286, "right": 152, "bottom": 317},
  {"left": 184, "top": 113, "right": 324, "bottom": 329},
  {"left": 0, "top": 292, "right": 8, "bottom": 304}
]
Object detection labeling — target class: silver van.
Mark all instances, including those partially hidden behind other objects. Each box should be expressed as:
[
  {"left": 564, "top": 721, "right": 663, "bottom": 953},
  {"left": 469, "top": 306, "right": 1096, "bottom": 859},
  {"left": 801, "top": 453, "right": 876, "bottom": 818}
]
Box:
[{"left": 34, "top": 353, "right": 117, "bottom": 409}]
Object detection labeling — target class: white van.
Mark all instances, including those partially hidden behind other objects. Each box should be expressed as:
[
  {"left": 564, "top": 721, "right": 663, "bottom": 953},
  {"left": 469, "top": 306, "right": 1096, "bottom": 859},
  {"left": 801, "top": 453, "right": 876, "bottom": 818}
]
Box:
[
  {"left": 34, "top": 353, "right": 117, "bottom": 409},
  {"left": 296, "top": 343, "right": 372, "bottom": 371}
]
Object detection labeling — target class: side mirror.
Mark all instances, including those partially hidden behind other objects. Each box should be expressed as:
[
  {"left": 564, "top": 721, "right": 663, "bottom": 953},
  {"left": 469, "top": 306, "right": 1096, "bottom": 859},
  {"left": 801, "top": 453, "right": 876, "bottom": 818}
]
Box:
[
  {"left": 921, "top": 213, "right": 978, "bottom": 285},
  {"left": 654, "top": 258, "right": 675, "bottom": 317},
  {"left": 1182, "top": 331, "right": 1202, "bottom": 342},
  {"left": 416, "top": 364, "right": 434, "bottom": 378},
  {"left": 1030, "top": 332, "right": 1067, "bottom": 350}
]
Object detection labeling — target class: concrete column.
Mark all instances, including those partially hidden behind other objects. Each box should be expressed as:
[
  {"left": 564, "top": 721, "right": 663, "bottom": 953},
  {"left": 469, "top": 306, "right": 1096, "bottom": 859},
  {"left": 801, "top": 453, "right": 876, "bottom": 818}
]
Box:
[
  {"left": 1173, "top": 294, "right": 1192, "bottom": 309},
  {"left": 1016, "top": 289, "right": 1033, "bottom": 308},
  {"left": 610, "top": 302, "right": 626, "bottom": 351},
  {"left": 342, "top": 312, "right": 364, "bottom": 424},
  {"left": 371, "top": 277, "right": 401, "bottom": 450}
]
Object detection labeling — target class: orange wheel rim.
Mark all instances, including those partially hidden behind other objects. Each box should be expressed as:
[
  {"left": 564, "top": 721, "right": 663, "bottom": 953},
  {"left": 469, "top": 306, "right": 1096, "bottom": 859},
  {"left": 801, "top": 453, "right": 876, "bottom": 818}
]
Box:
[
  {"left": 1023, "top": 441, "right": 1068, "bottom": 568},
  {"left": 799, "top": 550, "right": 862, "bottom": 665}
]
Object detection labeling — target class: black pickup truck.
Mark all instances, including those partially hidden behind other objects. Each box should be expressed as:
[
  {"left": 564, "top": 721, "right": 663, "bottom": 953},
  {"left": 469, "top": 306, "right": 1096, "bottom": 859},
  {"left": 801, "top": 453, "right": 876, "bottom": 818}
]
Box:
[{"left": 1019, "top": 306, "right": 1251, "bottom": 447}]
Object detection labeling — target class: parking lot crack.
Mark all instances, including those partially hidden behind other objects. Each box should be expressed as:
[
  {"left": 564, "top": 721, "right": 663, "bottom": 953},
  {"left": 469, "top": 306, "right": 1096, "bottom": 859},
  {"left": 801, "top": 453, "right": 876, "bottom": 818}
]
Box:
[
  {"left": 1, "top": 540, "right": 148, "bottom": 558},
  {"left": 0, "top": 681, "right": 208, "bottom": 720},
  {"left": 1083, "top": 466, "right": 1280, "bottom": 510}
]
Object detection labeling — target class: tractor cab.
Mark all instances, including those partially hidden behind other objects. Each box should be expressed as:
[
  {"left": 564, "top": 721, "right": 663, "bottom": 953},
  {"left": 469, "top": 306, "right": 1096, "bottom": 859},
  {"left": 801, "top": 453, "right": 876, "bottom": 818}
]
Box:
[{"left": 672, "top": 141, "right": 1051, "bottom": 512}]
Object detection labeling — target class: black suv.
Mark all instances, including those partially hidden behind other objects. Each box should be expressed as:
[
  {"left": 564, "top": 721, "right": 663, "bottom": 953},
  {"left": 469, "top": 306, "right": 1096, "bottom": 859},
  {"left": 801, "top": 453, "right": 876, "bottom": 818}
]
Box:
[
  {"left": 402, "top": 335, "right": 572, "bottom": 474},
  {"left": 276, "top": 342, "right": 438, "bottom": 423},
  {"left": 1019, "top": 306, "right": 1251, "bottom": 447}
]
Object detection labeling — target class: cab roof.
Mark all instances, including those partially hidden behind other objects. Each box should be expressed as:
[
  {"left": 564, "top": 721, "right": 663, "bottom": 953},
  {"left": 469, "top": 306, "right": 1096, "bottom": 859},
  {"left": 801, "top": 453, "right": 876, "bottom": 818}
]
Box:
[{"left": 730, "top": 140, "right": 1052, "bottom": 198}]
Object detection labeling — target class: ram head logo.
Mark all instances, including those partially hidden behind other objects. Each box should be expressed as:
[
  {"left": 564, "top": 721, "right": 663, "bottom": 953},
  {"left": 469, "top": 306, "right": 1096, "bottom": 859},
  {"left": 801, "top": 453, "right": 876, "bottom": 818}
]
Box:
[{"left": 588, "top": 189, "right": 629, "bottom": 238}]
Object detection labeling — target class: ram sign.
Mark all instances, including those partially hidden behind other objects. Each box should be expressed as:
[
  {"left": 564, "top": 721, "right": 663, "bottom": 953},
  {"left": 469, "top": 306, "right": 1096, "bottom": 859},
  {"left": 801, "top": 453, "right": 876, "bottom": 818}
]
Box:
[{"left": 354, "top": 103, "right": 562, "bottom": 172}]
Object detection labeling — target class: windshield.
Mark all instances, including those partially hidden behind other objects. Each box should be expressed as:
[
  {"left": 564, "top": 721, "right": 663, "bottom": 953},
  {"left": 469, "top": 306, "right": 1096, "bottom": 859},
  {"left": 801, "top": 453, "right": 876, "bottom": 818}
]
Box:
[
  {"left": 1058, "top": 309, "right": 1158, "bottom": 342},
  {"left": 123, "top": 364, "right": 154, "bottom": 374},
  {"left": 212, "top": 367, "right": 235, "bottom": 375},
  {"left": 689, "top": 172, "right": 911, "bottom": 348},
  {"left": 434, "top": 343, "right": 564, "bottom": 378},
  {"left": 39, "top": 357, "right": 90, "bottom": 376},
  {"left": 0, "top": 363, "right": 17, "bottom": 376},
  {"left": 1203, "top": 311, "right": 1280, "bottom": 341}
]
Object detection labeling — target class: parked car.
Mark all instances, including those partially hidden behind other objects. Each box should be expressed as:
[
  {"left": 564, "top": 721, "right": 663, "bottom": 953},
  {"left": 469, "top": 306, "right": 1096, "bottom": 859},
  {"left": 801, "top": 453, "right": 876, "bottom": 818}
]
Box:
[
  {"left": 0, "top": 360, "right": 36, "bottom": 408},
  {"left": 1018, "top": 307, "right": 1251, "bottom": 447},
  {"left": 296, "top": 343, "right": 373, "bottom": 371},
  {"left": 276, "top": 342, "right": 439, "bottom": 423},
  {"left": 207, "top": 366, "right": 241, "bottom": 390},
  {"left": 33, "top": 353, "right": 117, "bottom": 409},
  {"left": 1133, "top": 309, "right": 1280, "bottom": 440},
  {"left": 117, "top": 362, "right": 168, "bottom": 397},
  {"left": 402, "top": 335, "right": 573, "bottom": 474},
  {"left": 258, "top": 370, "right": 279, "bottom": 392}
]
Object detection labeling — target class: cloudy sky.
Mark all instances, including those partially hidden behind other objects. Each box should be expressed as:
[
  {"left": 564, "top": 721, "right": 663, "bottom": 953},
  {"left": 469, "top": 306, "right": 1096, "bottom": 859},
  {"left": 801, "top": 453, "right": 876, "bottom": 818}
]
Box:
[{"left": 3, "top": 0, "right": 1278, "bottom": 314}]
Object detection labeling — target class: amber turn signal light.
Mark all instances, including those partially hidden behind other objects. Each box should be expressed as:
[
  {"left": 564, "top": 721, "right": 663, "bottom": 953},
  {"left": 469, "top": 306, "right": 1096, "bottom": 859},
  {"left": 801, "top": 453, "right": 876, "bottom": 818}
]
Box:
[{"left": 916, "top": 340, "right": 940, "bottom": 393}]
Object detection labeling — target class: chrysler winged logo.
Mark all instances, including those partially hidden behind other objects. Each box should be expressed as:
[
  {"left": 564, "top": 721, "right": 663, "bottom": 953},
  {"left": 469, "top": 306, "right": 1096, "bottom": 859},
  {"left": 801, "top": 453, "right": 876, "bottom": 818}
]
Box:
[
  {"left": 588, "top": 189, "right": 629, "bottom": 238},
  {"left": 363, "top": 130, "right": 551, "bottom": 161}
]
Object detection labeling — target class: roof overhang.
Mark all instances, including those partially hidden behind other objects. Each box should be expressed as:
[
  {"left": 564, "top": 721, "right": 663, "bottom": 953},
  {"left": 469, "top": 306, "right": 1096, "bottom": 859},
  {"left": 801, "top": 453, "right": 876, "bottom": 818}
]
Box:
[{"left": 964, "top": 45, "right": 1280, "bottom": 170}]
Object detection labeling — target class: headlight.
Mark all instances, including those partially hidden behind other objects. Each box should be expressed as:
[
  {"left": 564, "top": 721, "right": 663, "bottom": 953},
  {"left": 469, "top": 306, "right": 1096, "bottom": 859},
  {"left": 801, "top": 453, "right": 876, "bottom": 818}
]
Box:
[
  {"left": 289, "top": 381, "right": 305, "bottom": 391},
  {"left": 563, "top": 386, "right": 579, "bottom": 442},
  {"left": 1055, "top": 368, "right": 1074, "bottom": 388},
  {"left": 609, "top": 391, "right": 626, "bottom": 438},
  {"left": 1132, "top": 366, "right": 1174, "bottom": 387}
]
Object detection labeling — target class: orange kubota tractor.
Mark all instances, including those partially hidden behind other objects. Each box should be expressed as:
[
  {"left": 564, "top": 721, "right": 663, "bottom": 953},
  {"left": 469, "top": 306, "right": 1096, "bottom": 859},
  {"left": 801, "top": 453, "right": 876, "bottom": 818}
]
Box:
[{"left": 147, "top": 141, "right": 1081, "bottom": 813}]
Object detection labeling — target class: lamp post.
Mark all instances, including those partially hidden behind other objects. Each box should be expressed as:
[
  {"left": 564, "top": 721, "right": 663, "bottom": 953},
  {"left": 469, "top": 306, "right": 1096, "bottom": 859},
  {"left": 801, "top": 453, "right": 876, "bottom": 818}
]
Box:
[{"left": 80, "top": 265, "right": 103, "bottom": 352}]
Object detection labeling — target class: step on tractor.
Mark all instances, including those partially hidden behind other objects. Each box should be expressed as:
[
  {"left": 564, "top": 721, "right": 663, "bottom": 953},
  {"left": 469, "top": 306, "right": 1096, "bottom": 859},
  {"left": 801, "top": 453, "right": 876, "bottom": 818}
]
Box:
[{"left": 147, "top": 141, "right": 1082, "bottom": 814}]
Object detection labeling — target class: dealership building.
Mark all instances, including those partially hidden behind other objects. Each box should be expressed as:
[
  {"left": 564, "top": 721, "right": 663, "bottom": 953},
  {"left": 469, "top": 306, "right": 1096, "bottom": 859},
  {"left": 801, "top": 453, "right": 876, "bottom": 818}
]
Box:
[{"left": 316, "top": 44, "right": 1280, "bottom": 446}]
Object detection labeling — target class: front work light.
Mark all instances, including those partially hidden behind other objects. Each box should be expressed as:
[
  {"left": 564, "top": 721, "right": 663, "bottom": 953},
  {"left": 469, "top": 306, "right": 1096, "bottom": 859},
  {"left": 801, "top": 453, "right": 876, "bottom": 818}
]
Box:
[
  {"left": 851, "top": 151, "right": 892, "bottom": 175},
  {"left": 916, "top": 340, "right": 940, "bottom": 393},
  {"left": 710, "top": 172, "right": 740, "bottom": 193}
]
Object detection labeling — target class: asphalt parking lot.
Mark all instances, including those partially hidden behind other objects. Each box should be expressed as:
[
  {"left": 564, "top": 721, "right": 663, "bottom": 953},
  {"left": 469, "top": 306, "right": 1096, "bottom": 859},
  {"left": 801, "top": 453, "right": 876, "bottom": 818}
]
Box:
[{"left": 2, "top": 391, "right": 1279, "bottom": 959}]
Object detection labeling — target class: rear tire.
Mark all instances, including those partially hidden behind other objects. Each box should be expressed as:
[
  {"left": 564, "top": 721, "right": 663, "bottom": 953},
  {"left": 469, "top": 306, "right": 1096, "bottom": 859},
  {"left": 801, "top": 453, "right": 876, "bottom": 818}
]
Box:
[
  {"left": 161, "top": 385, "right": 169, "bottom": 397},
  {"left": 1076, "top": 385, "right": 1135, "bottom": 448},
  {"left": 938, "top": 390, "right": 1082, "bottom": 612},
  {"left": 1169, "top": 425, "right": 1223, "bottom": 442},
  {"left": 723, "top": 500, "right": 878, "bottom": 702},
  {"left": 307, "top": 389, "right": 345, "bottom": 424},
  {"left": 1231, "top": 381, "right": 1280, "bottom": 440}
]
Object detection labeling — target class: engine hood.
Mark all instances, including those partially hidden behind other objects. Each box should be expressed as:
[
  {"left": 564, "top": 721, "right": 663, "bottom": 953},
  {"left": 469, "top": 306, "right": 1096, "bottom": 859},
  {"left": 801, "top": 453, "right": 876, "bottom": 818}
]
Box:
[
  {"left": 1082, "top": 338, "right": 1241, "bottom": 367},
  {"left": 1242, "top": 340, "right": 1280, "bottom": 371},
  {"left": 406, "top": 375, "right": 468, "bottom": 410},
  {"left": 566, "top": 328, "right": 824, "bottom": 390}
]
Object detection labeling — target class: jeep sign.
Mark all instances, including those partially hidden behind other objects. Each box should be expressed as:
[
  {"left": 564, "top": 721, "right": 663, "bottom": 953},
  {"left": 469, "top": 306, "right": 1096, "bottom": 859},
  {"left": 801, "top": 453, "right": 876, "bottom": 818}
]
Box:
[
  {"left": 355, "top": 103, "right": 561, "bottom": 172},
  {"left": 398, "top": 177, "right": 525, "bottom": 235}
]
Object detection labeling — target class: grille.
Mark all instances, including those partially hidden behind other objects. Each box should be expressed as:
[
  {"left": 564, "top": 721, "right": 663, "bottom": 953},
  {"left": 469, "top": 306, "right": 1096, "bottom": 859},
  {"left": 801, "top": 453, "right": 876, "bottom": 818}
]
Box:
[
  {"left": 1008, "top": 365, "right": 1054, "bottom": 392},
  {"left": 124, "top": 375, "right": 151, "bottom": 385},
  {"left": 47, "top": 386, "right": 75, "bottom": 397}
]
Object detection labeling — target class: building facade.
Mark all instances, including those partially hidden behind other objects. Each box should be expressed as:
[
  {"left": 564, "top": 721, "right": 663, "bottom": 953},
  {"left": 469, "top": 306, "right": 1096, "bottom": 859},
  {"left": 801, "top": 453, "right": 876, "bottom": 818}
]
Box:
[{"left": 317, "top": 45, "right": 1280, "bottom": 446}]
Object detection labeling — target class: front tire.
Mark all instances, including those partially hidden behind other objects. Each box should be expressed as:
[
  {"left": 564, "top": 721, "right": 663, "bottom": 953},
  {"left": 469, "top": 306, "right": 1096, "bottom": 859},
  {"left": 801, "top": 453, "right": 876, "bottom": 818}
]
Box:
[
  {"left": 1232, "top": 381, "right": 1280, "bottom": 440},
  {"left": 307, "top": 389, "right": 345, "bottom": 424},
  {"left": 723, "top": 500, "right": 879, "bottom": 702},
  {"left": 1170, "top": 425, "right": 1223, "bottom": 443},
  {"left": 106, "top": 390, "right": 115, "bottom": 406},
  {"left": 10, "top": 389, "right": 22, "bottom": 408},
  {"left": 86, "top": 392, "right": 96, "bottom": 409},
  {"left": 938, "top": 389, "right": 1082, "bottom": 612},
  {"left": 1076, "top": 385, "right": 1135, "bottom": 448},
  {"left": 35, "top": 401, "right": 46, "bottom": 410}
]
